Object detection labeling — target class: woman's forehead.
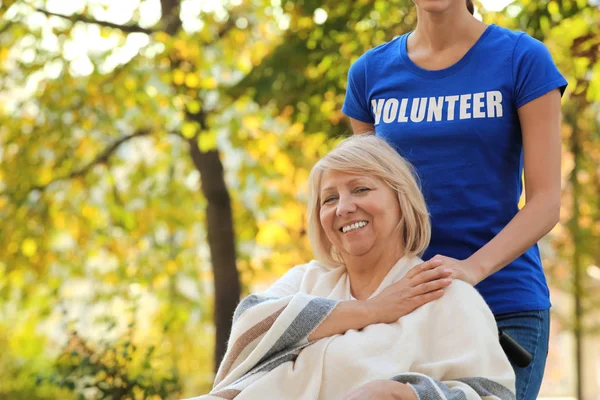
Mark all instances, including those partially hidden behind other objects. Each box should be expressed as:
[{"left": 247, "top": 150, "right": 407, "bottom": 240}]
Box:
[{"left": 319, "top": 169, "right": 377, "bottom": 190}]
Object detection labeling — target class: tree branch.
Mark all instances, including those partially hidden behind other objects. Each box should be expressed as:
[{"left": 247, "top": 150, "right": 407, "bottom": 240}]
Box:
[
  {"left": 160, "top": 0, "right": 182, "bottom": 36},
  {"left": 216, "top": 17, "right": 236, "bottom": 40},
  {"left": 0, "top": 19, "right": 16, "bottom": 36},
  {"left": 30, "top": 129, "right": 152, "bottom": 192},
  {"left": 0, "top": 129, "right": 153, "bottom": 210},
  {"left": 35, "top": 8, "right": 155, "bottom": 35}
]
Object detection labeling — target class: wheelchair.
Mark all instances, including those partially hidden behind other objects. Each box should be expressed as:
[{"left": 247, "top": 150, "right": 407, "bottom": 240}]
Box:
[{"left": 498, "top": 329, "right": 532, "bottom": 368}]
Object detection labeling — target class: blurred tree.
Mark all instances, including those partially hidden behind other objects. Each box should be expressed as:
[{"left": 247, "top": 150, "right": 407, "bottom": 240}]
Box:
[
  {"left": 487, "top": 2, "right": 600, "bottom": 397},
  {"left": 1, "top": 0, "right": 598, "bottom": 397},
  {"left": 554, "top": 18, "right": 600, "bottom": 399},
  {"left": 0, "top": 0, "right": 333, "bottom": 396},
  {"left": 0, "top": 0, "right": 266, "bottom": 378},
  {"left": 40, "top": 315, "right": 181, "bottom": 400},
  {"left": 230, "top": 0, "right": 418, "bottom": 137}
]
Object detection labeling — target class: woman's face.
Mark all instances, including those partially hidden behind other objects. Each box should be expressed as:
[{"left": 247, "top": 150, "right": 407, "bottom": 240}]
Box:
[{"left": 319, "top": 170, "right": 402, "bottom": 259}]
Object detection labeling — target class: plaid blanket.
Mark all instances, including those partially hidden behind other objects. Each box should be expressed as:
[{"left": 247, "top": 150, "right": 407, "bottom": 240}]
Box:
[{"left": 189, "top": 257, "right": 516, "bottom": 400}]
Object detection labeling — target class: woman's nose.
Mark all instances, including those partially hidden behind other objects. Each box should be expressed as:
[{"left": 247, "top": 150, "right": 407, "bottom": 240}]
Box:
[{"left": 336, "top": 196, "right": 356, "bottom": 217}]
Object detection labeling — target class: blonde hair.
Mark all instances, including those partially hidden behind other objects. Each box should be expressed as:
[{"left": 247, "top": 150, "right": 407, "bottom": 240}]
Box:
[{"left": 307, "top": 135, "right": 431, "bottom": 268}]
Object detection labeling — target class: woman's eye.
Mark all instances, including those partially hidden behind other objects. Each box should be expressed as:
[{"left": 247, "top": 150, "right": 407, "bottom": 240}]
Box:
[
  {"left": 322, "top": 196, "right": 337, "bottom": 205},
  {"left": 355, "top": 187, "right": 370, "bottom": 193}
]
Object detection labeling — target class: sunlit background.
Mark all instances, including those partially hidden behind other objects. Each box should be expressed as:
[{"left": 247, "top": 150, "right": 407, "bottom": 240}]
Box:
[{"left": 0, "top": 0, "right": 599, "bottom": 399}]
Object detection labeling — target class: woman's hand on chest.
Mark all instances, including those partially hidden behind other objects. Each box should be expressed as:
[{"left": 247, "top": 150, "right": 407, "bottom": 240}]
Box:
[{"left": 365, "top": 258, "right": 453, "bottom": 324}]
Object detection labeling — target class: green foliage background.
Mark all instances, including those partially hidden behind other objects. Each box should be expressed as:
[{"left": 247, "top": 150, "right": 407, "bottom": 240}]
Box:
[{"left": 0, "top": 0, "right": 598, "bottom": 398}]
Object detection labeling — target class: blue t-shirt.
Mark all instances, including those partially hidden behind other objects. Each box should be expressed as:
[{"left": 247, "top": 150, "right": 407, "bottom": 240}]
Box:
[{"left": 342, "top": 24, "right": 567, "bottom": 315}]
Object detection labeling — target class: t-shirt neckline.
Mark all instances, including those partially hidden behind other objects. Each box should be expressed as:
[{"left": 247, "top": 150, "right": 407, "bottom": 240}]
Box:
[{"left": 399, "top": 24, "right": 495, "bottom": 78}]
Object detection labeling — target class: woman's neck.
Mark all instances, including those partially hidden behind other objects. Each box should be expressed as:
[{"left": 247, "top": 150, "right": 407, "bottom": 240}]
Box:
[
  {"left": 410, "top": 7, "right": 484, "bottom": 52},
  {"left": 345, "top": 248, "right": 405, "bottom": 300}
]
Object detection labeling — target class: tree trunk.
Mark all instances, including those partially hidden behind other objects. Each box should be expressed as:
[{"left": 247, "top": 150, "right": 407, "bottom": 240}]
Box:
[
  {"left": 188, "top": 143, "right": 240, "bottom": 371},
  {"left": 160, "top": 0, "right": 241, "bottom": 372},
  {"left": 567, "top": 111, "right": 584, "bottom": 400}
]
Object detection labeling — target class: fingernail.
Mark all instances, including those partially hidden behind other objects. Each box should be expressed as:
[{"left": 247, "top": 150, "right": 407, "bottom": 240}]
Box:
[
  {"left": 444, "top": 278, "right": 453, "bottom": 283},
  {"left": 433, "top": 258, "right": 443, "bottom": 263},
  {"left": 443, "top": 268, "right": 453, "bottom": 274}
]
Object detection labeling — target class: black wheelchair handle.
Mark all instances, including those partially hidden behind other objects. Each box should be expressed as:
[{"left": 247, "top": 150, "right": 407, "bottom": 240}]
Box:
[{"left": 498, "top": 329, "right": 533, "bottom": 368}]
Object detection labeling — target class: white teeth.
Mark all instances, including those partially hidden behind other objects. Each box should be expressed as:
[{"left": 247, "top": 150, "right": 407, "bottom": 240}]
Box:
[{"left": 341, "top": 221, "right": 368, "bottom": 233}]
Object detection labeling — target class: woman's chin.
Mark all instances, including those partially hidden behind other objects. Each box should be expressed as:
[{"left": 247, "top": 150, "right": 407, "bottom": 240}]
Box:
[
  {"left": 341, "top": 244, "right": 374, "bottom": 258},
  {"left": 417, "top": 0, "right": 453, "bottom": 13}
]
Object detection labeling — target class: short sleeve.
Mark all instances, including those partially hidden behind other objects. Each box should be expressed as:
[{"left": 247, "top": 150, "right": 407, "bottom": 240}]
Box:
[
  {"left": 342, "top": 53, "right": 374, "bottom": 123},
  {"left": 512, "top": 33, "right": 568, "bottom": 108}
]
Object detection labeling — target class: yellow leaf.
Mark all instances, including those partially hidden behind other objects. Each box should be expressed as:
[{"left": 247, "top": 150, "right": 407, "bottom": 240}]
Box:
[
  {"left": 7, "top": 241, "right": 18, "bottom": 254},
  {"left": 100, "top": 27, "right": 112, "bottom": 38},
  {"left": 138, "top": 239, "right": 150, "bottom": 251},
  {"left": 127, "top": 265, "right": 138, "bottom": 277},
  {"left": 8, "top": 270, "right": 24, "bottom": 288},
  {"left": 0, "top": 47, "right": 8, "bottom": 62},
  {"left": 125, "top": 97, "right": 136, "bottom": 108},
  {"left": 174, "top": 39, "right": 187, "bottom": 52},
  {"left": 185, "top": 73, "right": 199, "bottom": 88},
  {"left": 273, "top": 153, "right": 293, "bottom": 175},
  {"left": 256, "top": 133, "right": 277, "bottom": 155},
  {"left": 69, "top": 222, "right": 80, "bottom": 240},
  {"left": 154, "top": 32, "right": 170, "bottom": 44},
  {"left": 95, "top": 370, "right": 108, "bottom": 381},
  {"left": 298, "top": 16, "right": 314, "bottom": 29},
  {"left": 38, "top": 169, "right": 52, "bottom": 185},
  {"left": 295, "top": 169, "right": 309, "bottom": 190},
  {"left": 256, "top": 222, "right": 290, "bottom": 246},
  {"left": 236, "top": 57, "right": 253, "bottom": 74},
  {"left": 247, "top": 148, "right": 260, "bottom": 160},
  {"left": 21, "top": 238, "right": 37, "bottom": 257},
  {"left": 198, "top": 130, "right": 217, "bottom": 152},
  {"left": 182, "top": 122, "right": 198, "bottom": 138},
  {"left": 319, "top": 99, "right": 336, "bottom": 114},
  {"left": 288, "top": 122, "right": 304, "bottom": 136},
  {"left": 133, "top": 387, "right": 145, "bottom": 400},
  {"left": 104, "top": 272, "right": 118, "bottom": 285},
  {"left": 187, "top": 100, "right": 201, "bottom": 114},
  {"left": 201, "top": 77, "right": 218, "bottom": 89},
  {"left": 173, "top": 69, "right": 185, "bottom": 85},
  {"left": 273, "top": 203, "right": 304, "bottom": 227},
  {"left": 166, "top": 260, "right": 178, "bottom": 275},
  {"left": 81, "top": 205, "right": 96, "bottom": 219},
  {"left": 54, "top": 213, "right": 66, "bottom": 230},
  {"left": 124, "top": 77, "right": 136, "bottom": 91},
  {"left": 82, "top": 119, "right": 94, "bottom": 131},
  {"left": 153, "top": 273, "right": 168, "bottom": 288},
  {"left": 548, "top": 1, "right": 559, "bottom": 16},
  {"left": 242, "top": 116, "right": 260, "bottom": 131}
]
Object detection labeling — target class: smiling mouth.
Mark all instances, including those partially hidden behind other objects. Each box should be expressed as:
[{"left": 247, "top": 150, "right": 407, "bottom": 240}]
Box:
[{"left": 340, "top": 221, "right": 368, "bottom": 233}]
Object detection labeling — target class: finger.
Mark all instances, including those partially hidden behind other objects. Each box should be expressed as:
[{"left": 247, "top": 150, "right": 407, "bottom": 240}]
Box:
[
  {"left": 405, "top": 258, "right": 443, "bottom": 279},
  {"left": 409, "top": 289, "right": 445, "bottom": 310},
  {"left": 410, "top": 266, "right": 452, "bottom": 287},
  {"left": 411, "top": 278, "right": 452, "bottom": 296}
]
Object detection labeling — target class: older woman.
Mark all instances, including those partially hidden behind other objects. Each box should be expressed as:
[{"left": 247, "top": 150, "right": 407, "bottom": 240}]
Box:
[{"left": 192, "top": 135, "right": 515, "bottom": 400}]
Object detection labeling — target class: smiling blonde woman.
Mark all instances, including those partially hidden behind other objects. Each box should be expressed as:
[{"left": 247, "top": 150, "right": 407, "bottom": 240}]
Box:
[
  {"left": 307, "top": 134, "right": 430, "bottom": 271},
  {"left": 190, "top": 135, "right": 515, "bottom": 400}
]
